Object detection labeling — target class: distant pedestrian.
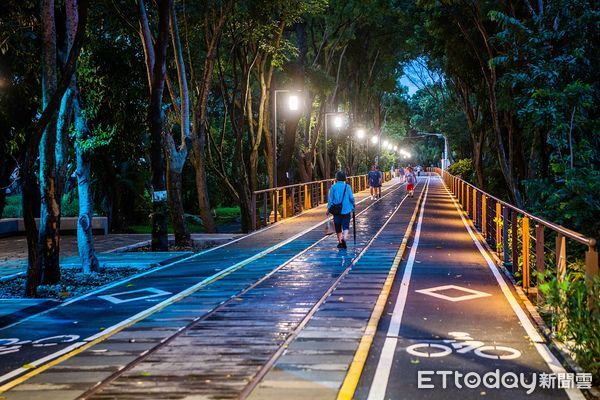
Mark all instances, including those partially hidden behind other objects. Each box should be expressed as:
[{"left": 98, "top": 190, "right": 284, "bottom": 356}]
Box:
[
  {"left": 367, "top": 164, "right": 383, "bottom": 200},
  {"left": 327, "top": 171, "right": 355, "bottom": 249},
  {"left": 399, "top": 166, "right": 405, "bottom": 183},
  {"left": 406, "top": 167, "right": 416, "bottom": 198}
]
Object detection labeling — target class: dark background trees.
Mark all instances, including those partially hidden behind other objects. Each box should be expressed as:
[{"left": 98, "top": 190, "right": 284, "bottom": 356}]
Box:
[{"left": 0, "top": 0, "right": 598, "bottom": 296}]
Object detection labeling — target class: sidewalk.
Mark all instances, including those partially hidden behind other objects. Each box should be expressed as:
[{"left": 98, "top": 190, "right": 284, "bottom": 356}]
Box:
[{"left": 0, "top": 233, "right": 242, "bottom": 280}]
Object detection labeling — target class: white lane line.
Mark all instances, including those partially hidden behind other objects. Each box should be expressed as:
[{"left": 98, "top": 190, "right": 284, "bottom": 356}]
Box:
[
  {"left": 367, "top": 178, "right": 430, "bottom": 400},
  {"left": 0, "top": 341, "right": 86, "bottom": 384},
  {"left": 0, "top": 180, "right": 410, "bottom": 387},
  {"left": 441, "top": 178, "right": 584, "bottom": 400},
  {"left": 1, "top": 179, "right": 405, "bottom": 332}
]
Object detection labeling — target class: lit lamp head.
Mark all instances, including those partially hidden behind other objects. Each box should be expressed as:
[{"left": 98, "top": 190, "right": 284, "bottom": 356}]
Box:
[
  {"left": 383, "top": 140, "right": 389, "bottom": 148},
  {"left": 371, "top": 136, "right": 379, "bottom": 144},
  {"left": 356, "top": 129, "right": 365, "bottom": 139},
  {"left": 288, "top": 94, "right": 300, "bottom": 111},
  {"left": 393, "top": 145, "right": 398, "bottom": 151},
  {"left": 334, "top": 115, "right": 344, "bottom": 128}
]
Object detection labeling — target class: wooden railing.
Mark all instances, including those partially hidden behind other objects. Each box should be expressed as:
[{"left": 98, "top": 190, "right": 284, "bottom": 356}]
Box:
[
  {"left": 429, "top": 168, "right": 598, "bottom": 305},
  {"left": 251, "top": 172, "right": 392, "bottom": 231}
]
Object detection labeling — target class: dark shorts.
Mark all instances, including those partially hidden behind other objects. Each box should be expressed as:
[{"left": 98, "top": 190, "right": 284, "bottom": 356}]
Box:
[{"left": 333, "top": 213, "right": 351, "bottom": 233}]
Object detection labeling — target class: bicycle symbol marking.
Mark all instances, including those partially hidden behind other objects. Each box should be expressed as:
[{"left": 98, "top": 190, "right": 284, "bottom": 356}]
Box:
[
  {"left": 405, "top": 331, "right": 521, "bottom": 360},
  {"left": 0, "top": 335, "right": 81, "bottom": 355}
]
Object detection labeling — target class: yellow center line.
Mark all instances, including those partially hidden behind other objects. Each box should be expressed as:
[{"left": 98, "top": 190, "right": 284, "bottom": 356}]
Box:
[{"left": 337, "top": 177, "right": 429, "bottom": 400}]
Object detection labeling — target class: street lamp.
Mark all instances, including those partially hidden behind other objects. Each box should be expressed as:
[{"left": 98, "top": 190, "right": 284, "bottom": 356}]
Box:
[
  {"left": 273, "top": 89, "right": 303, "bottom": 191},
  {"left": 324, "top": 112, "right": 346, "bottom": 180},
  {"left": 356, "top": 128, "right": 366, "bottom": 140},
  {"left": 371, "top": 135, "right": 379, "bottom": 144}
]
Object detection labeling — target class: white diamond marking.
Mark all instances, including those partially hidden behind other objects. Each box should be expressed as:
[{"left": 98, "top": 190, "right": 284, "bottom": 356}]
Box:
[{"left": 415, "top": 285, "right": 491, "bottom": 302}]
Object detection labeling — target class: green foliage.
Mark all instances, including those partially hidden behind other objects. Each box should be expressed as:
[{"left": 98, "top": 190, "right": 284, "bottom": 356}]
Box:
[
  {"left": 447, "top": 159, "right": 474, "bottom": 182},
  {"left": 525, "top": 169, "right": 600, "bottom": 240},
  {"left": 539, "top": 271, "right": 600, "bottom": 384}
]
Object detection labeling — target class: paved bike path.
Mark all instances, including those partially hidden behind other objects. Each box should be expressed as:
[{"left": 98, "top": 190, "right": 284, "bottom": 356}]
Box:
[
  {"left": 0, "top": 179, "right": 404, "bottom": 393},
  {"left": 356, "top": 177, "right": 582, "bottom": 400}
]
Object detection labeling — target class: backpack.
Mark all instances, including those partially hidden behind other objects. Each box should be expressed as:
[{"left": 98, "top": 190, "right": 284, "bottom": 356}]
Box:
[{"left": 328, "top": 184, "right": 348, "bottom": 216}]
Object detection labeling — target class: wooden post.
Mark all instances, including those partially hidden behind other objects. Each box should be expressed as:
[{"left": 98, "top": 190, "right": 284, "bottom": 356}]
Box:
[
  {"left": 522, "top": 216, "right": 530, "bottom": 290},
  {"left": 536, "top": 224, "right": 545, "bottom": 304},
  {"left": 320, "top": 181, "right": 324, "bottom": 204},
  {"left": 511, "top": 211, "right": 518, "bottom": 273},
  {"left": 472, "top": 188, "right": 477, "bottom": 225},
  {"left": 481, "top": 195, "right": 487, "bottom": 238},
  {"left": 586, "top": 243, "right": 598, "bottom": 310},
  {"left": 263, "top": 194, "right": 268, "bottom": 226},
  {"left": 495, "top": 202, "right": 502, "bottom": 253},
  {"left": 556, "top": 233, "right": 566, "bottom": 281},
  {"left": 282, "top": 189, "right": 287, "bottom": 218},
  {"left": 465, "top": 184, "right": 470, "bottom": 215},
  {"left": 251, "top": 192, "right": 257, "bottom": 231},
  {"left": 304, "top": 184, "right": 310, "bottom": 210},
  {"left": 503, "top": 207, "right": 510, "bottom": 266},
  {"left": 586, "top": 244, "right": 598, "bottom": 281}
]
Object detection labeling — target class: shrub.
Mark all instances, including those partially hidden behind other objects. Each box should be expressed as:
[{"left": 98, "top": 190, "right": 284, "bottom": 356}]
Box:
[{"left": 539, "top": 269, "right": 600, "bottom": 385}]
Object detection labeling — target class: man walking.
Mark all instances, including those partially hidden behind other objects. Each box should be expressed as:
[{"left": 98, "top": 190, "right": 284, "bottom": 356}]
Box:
[{"left": 368, "top": 164, "right": 382, "bottom": 200}]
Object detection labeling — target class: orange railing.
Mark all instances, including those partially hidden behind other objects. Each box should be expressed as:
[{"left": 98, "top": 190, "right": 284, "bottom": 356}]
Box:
[
  {"left": 429, "top": 167, "right": 598, "bottom": 305},
  {"left": 251, "top": 172, "right": 392, "bottom": 231}
]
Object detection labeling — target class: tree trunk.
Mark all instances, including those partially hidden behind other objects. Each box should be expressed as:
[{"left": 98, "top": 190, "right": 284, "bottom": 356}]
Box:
[
  {"left": 38, "top": 0, "right": 60, "bottom": 285},
  {"left": 73, "top": 96, "right": 99, "bottom": 273},
  {"left": 163, "top": 4, "right": 191, "bottom": 246},
  {"left": 0, "top": 156, "right": 13, "bottom": 219},
  {"left": 190, "top": 134, "right": 216, "bottom": 233},
  {"left": 147, "top": 0, "right": 172, "bottom": 251},
  {"left": 165, "top": 136, "right": 191, "bottom": 246}
]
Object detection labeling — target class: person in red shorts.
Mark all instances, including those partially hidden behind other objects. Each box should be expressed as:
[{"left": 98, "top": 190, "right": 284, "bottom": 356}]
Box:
[{"left": 405, "top": 167, "right": 416, "bottom": 197}]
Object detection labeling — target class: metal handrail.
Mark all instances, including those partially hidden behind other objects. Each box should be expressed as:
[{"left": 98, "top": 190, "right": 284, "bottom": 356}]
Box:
[
  {"left": 250, "top": 172, "right": 392, "bottom": 231},
  {"left": 440, "top": 171, "right": 595, "bottom": 247},
  {"left": 253, "top": 174, "right": 372, "bottom": 195},
  {"left": 428, "top": 167, "right": 598, "bottom": 309}
]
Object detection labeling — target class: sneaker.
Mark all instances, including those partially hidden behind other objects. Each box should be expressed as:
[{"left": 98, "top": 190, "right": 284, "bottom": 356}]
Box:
[
  {"left": 337, "top": 242, "right": 343, "bottom": 248},
  {"left": 341, "top": 240, "right": 347, "bottom": 249}
]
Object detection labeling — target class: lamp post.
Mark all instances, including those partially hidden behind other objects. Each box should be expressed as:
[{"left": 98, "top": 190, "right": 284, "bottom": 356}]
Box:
[
  {"left": 324, "top": 112, "right": 345, "bottom": 180},
  {"left": 273, "top": 89, "right": 303, "bottom": 190}
]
